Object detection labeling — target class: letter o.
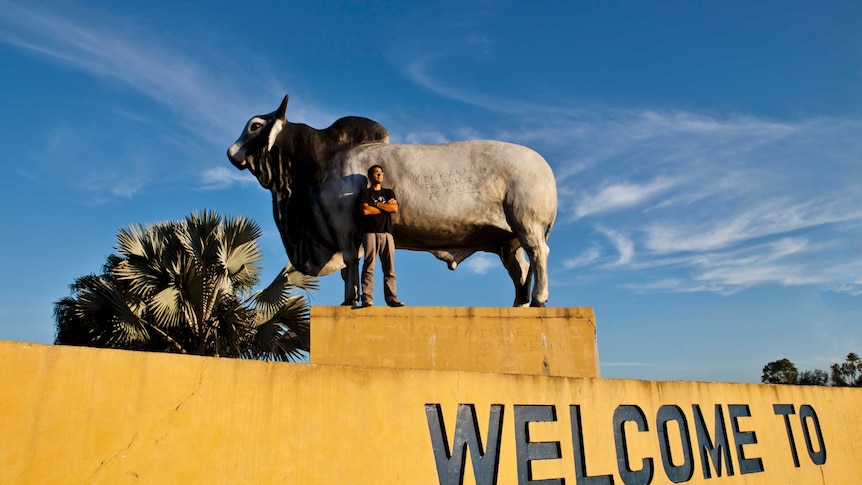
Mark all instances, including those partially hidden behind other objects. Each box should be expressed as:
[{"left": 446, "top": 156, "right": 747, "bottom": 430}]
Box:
[
  {"left": 656, "top": 405, "right": 694, "bottom": 483},
  {"left": 800, "top": 405, "right": 827, "bottom": 465}
]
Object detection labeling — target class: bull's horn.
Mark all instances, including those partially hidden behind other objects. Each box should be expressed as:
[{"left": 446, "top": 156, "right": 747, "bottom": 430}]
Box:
[{"left": 276, "top": 95, "right": 289, "bottom": 120}]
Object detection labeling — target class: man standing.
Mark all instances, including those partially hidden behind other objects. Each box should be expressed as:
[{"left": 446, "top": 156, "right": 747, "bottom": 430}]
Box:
[{"left": 358, "top": 164, "right": 404, "bottom": 307}]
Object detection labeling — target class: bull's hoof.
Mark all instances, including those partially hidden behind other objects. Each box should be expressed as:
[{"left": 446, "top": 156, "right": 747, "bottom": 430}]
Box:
[{"left": 530, "top": 301, "right": 546, "bottom": 308}]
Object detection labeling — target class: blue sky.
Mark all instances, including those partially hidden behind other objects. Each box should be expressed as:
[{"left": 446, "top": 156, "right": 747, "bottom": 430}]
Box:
[{"left": 1, "top": 1, "right": 860, "bottom": 383}]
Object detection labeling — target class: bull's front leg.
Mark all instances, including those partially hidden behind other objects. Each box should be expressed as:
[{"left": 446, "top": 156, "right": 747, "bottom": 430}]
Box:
[{"left": 340, "top": 246, "right": 361, "bottom": 307}]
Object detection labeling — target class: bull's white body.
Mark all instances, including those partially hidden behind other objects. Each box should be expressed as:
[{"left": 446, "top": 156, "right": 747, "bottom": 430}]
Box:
[{"left": 229, "top": 97, "right": 557, "bottom": 306}]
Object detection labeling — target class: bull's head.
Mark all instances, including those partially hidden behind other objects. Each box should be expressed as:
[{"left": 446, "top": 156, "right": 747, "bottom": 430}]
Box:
[{"left": 227, "top": 95, "right": 291, "bottom": 192}]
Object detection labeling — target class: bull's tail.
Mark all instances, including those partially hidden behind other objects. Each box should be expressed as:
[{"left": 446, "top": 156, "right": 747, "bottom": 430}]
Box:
[{"left": 544, "top": 216, "right": 555, "bottom": 243}]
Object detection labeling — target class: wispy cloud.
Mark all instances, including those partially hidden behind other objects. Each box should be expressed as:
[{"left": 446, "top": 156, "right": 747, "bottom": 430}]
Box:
[
  {"left": 835, "top": 283, "right": 862, "bottom": 296},
  {"left": 0, "top": 3, "right": 276, "bottom": 141},
  {"left": 463, "top": 254, "right": 496, "bottom": 275},
  {"left": 596, "top": 226, "right": 634, "bottom": 267},
  {"left": 563, "top": 247, "right": 601, "bottom": 269},
  {"left": 401, "top": 52, "right": 551, "bottom": 116},
  {"left": 623, "top": 279, "right": 726, "bottom": 294},
  {"left": 401, "top": 130, "right": 451, "bottom": 144},
  {"left": 621, "top": 236, "right": 861, "bottom": 295},
  {"left": 198, "top": 167, "right": 258, "bottom": 190},
  {"left": 574, "top": 177, "right": 679, "bottom": 219},
  {"left": 77, "top": 171, "right": 148, "bottom": 201},
  {"left": 0, "top": 2, "right": 300, "bottom": 201},
  {"left": 689, "top": 238, "right": 824, "bottom": 289},
  {"left": 643, "top": 197, "right": 862, "bottom": 254}
]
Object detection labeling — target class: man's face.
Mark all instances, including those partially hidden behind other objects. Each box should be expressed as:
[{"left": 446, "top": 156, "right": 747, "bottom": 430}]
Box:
[{"left": 371, "top": 168, "right": 384, "bottom": 183}]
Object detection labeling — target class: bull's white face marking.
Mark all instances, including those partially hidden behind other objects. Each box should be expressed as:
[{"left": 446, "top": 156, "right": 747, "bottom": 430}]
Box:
[
  {"left": 228, "top": 116, "right": 271, "bottom": 168},
  {"left": 227, "top": 142, "right": 243, "bottom": 164}
]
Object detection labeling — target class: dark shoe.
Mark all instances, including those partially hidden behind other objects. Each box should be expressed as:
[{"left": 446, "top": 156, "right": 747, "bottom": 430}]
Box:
[
  {"left": 361, "top": 301, "right": 373, "bottom": 308},
  {"left": 387, "top": 299, "right": 405, "bottom": 307}
]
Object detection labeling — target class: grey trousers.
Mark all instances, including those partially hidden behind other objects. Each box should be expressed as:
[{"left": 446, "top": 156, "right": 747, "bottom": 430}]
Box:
[{"left": 361, "top": 232, "right": 397, "bottom": 305}]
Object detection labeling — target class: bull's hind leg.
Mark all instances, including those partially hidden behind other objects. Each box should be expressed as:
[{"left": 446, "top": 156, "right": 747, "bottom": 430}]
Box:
[
  {"left": 499, "top": 239, "right": 531, "bottom": 307},
  {"left": 519, "top": 228, "right": 550, "bottom": 307}
]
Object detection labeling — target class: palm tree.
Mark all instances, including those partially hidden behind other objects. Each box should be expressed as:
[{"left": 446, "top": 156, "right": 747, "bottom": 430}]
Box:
[{"left": 54, "top": 210, "right": 316, "bottom": 361}]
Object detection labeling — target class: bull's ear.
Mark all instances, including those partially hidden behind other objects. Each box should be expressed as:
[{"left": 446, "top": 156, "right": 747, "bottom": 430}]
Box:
[{"left": 276, "top": 95, "right": 289, "bottom": 120}]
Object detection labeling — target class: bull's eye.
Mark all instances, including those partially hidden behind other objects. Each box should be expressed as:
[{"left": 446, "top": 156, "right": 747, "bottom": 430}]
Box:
[{"left": 250, "top": 121, "right": 263, "bottom": 132}]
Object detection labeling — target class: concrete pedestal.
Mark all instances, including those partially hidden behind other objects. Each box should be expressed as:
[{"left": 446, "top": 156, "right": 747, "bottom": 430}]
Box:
[{"left": 310, "top": 306, "right": 599, "bottom": 377}]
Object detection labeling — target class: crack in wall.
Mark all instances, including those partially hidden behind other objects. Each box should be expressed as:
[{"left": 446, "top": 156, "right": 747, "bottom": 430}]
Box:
[
  {"left": 153, "top": 367, "right": 206, "bottom": 445},
  {"left": 82, "top": 367, "right": 206, "bottom": 482},
  {"left": 82, "top": 432, "right": 138, "bottom": 484}
]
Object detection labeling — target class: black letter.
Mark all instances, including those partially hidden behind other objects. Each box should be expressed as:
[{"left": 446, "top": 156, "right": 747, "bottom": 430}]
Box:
[
  {"left": 613, "top": 405, "right": 654, "bottom": 485},
  {"left": 728, "top": 405, "right": 764, "bottom": 474},
  {"left": 569, "top": 405, "right": 614, "bottom": 485},
  {"left": 514, "top": 405, "right": 564, "bottom": 485},
  {"left": 772, "top": 404, "right": 800, "bottom": 467},
  {"left": 692, "top": 404, "right": 735, "bottom": 477},
  {"left": 656, "top": 405, "right": 694, "bottom": 483},
  {"left": 425, "top": 403, "right": 504, "bottom": 485},
  {"left": 800, "top": 405, "right": 827, "bottom": 465}
]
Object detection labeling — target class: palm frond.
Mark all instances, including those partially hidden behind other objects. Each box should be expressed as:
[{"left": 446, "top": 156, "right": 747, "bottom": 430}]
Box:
[
  {"left": 75, "top": 276, "right": 150, "bottom": 346},
  {"left": 222, "top": 214, "right": 264, "bottom": 248},
  {"left": 245, "top": 294, "right": 311, "bottom": 362},
  {"left": 249, "top": 267, "right": 291, "bottom": 318},
  {"left": 179, "top": 210, "right": 223, "bottom": 268},
  {"left": 223, "top": 243, "right": 262, "bottom": 290},
  {"left": 207, "top": 298, "right": 255, "bottom": 358},
  {"left": 54, "top": 297, "right": 94, "bottom": 346},
  {"left": 115, "top": 224, "right": 149, "bottom": 259},
  {"left": 114, "top": 223, "right": 180, "bottom": 298},
  {"left": 148, "top": 285, "right": 186, "bottom": 328},
  {"left": 284, "top": 263, "right": 320, "bottom": 292},
  {"left": 69, "top": 273, "right": 108, "bottom": 293},
  {"left": 177, "top": 211, "right": 230, "bottom": 325},
  {"left": 103, "top": 254, "right": 124, "bottom": 274},
  {"left": 220, "top": 215, "right": 263, "bottom": 290}
]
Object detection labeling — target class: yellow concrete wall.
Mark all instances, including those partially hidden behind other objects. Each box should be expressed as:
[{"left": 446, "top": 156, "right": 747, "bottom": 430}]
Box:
[
  {"left": 1, "top": 340, "right": 860, "bottom": 484},
  {"left": 310, "top": 306, "right": 599, "bottom": 378}
]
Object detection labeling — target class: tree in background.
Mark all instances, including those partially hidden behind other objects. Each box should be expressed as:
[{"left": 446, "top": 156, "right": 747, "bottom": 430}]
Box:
[
  {"left": 54, "top": 210, "right": 317, "bottom": 361},
  {"left": 761, "top": 354, "right": 862, "bottom": 387},
  {"left": 797, "top": 369, "right": 829, "bottom": 386},
  {"left": 830, "top": 353, "right": 862, "bottom": 387},
  {"left": 761, "top": 358, "right": 799, "bottom": 384}
]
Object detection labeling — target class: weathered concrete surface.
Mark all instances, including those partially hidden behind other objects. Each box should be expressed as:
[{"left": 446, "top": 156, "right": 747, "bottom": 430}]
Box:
[
  {"left": 310, "top": 306, "right": 599, "bottom": 377},
  {"left": 1, "top": 337, "right": 860, "bottom": 484}
]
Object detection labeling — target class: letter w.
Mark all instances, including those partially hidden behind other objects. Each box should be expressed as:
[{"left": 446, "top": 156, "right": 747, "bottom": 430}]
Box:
[{"left": 425, "top": 404, "right": 504, "bottom": 485}]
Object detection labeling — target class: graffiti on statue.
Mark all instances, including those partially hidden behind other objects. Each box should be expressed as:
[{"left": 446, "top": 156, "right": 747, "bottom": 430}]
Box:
[{"left": 228, "top": 95, "right": 557, "bottom": 307}]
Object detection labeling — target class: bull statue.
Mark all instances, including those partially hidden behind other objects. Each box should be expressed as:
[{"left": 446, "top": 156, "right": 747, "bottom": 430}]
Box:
[{"left": 228, "top": 95, "right": 557, "bottom": 307}]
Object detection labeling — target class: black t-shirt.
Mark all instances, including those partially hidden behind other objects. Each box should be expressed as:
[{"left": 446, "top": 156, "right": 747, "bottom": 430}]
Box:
[{"left": 359, "top": 187, "right": 396, "bottom": 234}]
